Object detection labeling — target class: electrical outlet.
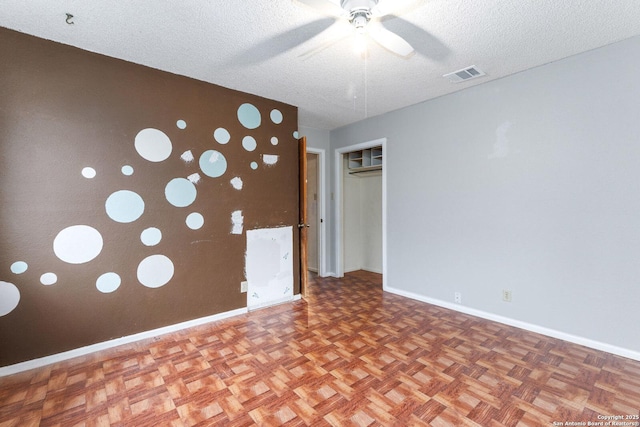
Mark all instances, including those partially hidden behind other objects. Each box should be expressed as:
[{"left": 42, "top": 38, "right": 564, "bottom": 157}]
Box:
[
  {"left": 241, "top": 281, "right": 248, "bottom": 293},
  {"left": 502, "top": 289, "right": 512, "bottom": 302},
  {"left": 454, "top": 292, "right": 462, "bottom": 304}
]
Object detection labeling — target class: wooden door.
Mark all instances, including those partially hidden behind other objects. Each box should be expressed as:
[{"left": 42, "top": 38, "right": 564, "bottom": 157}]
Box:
[{"left": 299, "top": 137, "right": 309, "bottom": 297}]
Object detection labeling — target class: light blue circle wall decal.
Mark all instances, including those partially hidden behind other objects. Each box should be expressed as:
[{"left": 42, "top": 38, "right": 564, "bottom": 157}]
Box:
[
  {"left": 237, "top": 103, "right": 261, "bottom": 129},
  {"left": 186, "top": 212, "right": 204, "bottom": 230},
  {"left": 137, "top": 254, "right": 174, "bottom": 288},
  {"left": 165, "top": 178, "right": 197, "bottom": 208},
  {"left": 121, "top": 165, "right": 134, "bottom": 176},
  {"left": 10, "top": 261, "right": 28, "bottom": 274},
  {"left": 82, "top": 167, "right": 96, "bottom": 179},
  {"left": 293, "top": 131, "right": 300, "bottom": 139},
  {"left": 271, "top": 137, "right": 278, "bottom": 146},
  {"left": 134, "top": 128, "right": 173, "bottom": 162},
  {"left": 214, "top": 128, "right": 231, "bottom": 144},
  {"left": 242, "top": 136, "right": 257, "bottom": 152},
  {"left": 250, "top": 162, "right": 258, "bottom": 170},
  {"left": 199, "top": 150, "right": 228, "bottom": 178},
  {"left": 176, "top": 119, "right": 187, "bottom": 129},
  {"left": 106, "top": 190, "right": 145, "bottom": 223},
  {"left": 141, "top": 227, "right": 162, "bottom": 246},
  {"left": 96, "top": 272, "right": 121, "bottom": 293},
  {"left": 0, "top": 281, "right": 20, "bottom": 316},
  {"left": 40, "top": 273, "right": 57, "bottom": 286},
  {"left": 270, "top": 109, "right": 283, "bottom": 124},
  {"left": 54, "top": 225, "right": 104, "bottom": 264}
]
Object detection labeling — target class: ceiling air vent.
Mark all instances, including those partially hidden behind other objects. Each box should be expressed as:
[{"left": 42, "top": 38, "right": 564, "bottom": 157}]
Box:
[{"left": 443, "top": 66, "right": 486, "bottom": 83}]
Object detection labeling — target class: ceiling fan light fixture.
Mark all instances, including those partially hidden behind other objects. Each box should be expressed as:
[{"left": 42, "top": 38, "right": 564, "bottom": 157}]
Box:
[
  {"left": 354, "top": 32, "right": 367, "bottom": 54},
  {"left": 351, "top": 12, "right": 369, "bottom": 33}
]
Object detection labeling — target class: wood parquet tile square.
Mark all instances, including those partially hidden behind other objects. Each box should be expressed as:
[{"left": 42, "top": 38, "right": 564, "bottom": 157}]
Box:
[{"left": 1, "top": 270, "right": 639, "bottom": 426}]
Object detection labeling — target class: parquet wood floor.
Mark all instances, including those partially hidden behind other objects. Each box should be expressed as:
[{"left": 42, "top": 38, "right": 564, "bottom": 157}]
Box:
[{"left": 1, "top": 270, "right": 639, "bottom": 426}]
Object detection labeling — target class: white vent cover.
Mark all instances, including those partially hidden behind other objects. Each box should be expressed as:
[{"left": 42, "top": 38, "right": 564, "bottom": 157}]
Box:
[{"left": 443, "top": 66, "right": 486, "bottom": 83}]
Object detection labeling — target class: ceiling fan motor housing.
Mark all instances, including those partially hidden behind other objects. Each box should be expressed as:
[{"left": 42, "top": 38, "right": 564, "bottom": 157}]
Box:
[{"left": 341, "top": 0, "right": 378, "bottom": 30}]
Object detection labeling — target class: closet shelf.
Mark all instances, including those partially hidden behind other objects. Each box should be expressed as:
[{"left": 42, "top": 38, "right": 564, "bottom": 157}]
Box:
[
  {"left": 347, "top": 145, "right": 383, "bottom": 171},
  {"left": 348, "top": 165, "right": 382, "bottom": 175}
]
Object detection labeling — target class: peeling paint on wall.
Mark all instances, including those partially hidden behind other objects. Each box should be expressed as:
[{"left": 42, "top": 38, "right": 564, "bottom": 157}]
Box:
[
  {"left": 230, "top": 177, "right": 243, "bottom": 190},
  {"left": 231, "top": 210, "right": 244, "bottom": 235},
  {"left": 181, "top": 150, "right": 194, "bottom": 162},
  {"left": 263, "top": 154, "right": 279, "bottom": 165}
]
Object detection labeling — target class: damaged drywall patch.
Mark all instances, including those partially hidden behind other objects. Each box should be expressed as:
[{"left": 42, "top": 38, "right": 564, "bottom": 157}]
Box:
[
  {"left": 231, "top": 210, "right": 244, "bottom": 235},
  {"left": 245, "top": 226, "right": 293, "bottom": 309},
  {"left": 488, "top": 121, "right": 512, "bottom": 159}
]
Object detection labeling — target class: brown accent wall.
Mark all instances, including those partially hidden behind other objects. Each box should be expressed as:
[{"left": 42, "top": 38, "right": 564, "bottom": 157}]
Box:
[{"left": 0, "top": 27, "right": 300, "bottom": 367}]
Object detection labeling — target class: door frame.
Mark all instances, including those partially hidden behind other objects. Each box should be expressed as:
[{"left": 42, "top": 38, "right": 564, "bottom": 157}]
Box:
[
  {"left": 306, "top": 147, "right": 327, "bottom": 277},
  {"left": 334, "top": 138, "right": 387, "bottom": 287}
]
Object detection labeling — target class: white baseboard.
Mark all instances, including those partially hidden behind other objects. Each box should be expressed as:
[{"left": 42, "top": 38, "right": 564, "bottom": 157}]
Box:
[
  {"left": 0, "top": 307, "right": 248, "bottom": 377},
  {"left": 384, "top": 285, "right": 640, "bottom": 362},
  {"left": 361, "top": 267, "right": 383, "bottom": 274},
  {"left": 248, "top": 295, "right": 300, "bottom": 311}
]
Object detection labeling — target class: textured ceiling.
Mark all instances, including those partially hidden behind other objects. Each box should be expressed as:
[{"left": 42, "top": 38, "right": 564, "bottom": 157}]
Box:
[{"left": 2, "top": 0, "right": 640, "bottom": 130}]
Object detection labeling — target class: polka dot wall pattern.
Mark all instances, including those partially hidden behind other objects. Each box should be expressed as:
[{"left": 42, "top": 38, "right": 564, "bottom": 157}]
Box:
[
  {"left": 1, "top": 32, "right": 300, "bottom": 368},
  {"left": 1, "top": 101, "right": 296, "bottom": 319}
]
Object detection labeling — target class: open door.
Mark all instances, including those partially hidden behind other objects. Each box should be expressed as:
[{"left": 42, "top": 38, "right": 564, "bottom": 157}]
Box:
[{"left": 299, "top": 137, "right": 309, "bottom": 297}]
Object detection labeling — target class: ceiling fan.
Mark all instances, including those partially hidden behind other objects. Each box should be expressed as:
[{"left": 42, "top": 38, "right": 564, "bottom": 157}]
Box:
[{"left": 296, "top": 0, "right": 415, "bottom": 57}]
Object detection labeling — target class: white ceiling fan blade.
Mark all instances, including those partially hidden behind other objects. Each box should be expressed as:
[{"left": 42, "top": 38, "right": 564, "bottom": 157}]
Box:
[
  {"left": 298, "top": 23, "right": 352, "bottom": 60},
  {"left": 295, "top": 0, "right": 345, "bottom": 17},
  {"left": 368, "top": 22, "right": 415, "bottom": 57}
]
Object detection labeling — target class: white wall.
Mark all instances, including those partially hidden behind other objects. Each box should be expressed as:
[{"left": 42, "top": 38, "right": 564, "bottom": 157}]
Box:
[
  {"left": 343, "top": 157, "right": 362, "bottom": 272},
  {"left": 360, "top": 172, "right": 382, "bottom": 273},
  {"left": 307, "top": 153, "right": 319, "bottom": 271},
  {"left": 330, "top": 36, "right": 640, "bottom": 356},
  {"left": 299, "top": 126, "right": 330, "bottom": 275},
  {"left": 343, "top": 161, "right": 383, "bottom": 274},
  {"left": 300, "top": 126, "right": 330, "bottom": 151}
]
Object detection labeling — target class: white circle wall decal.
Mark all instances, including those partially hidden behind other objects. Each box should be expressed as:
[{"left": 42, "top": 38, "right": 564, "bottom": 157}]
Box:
[
  {"left": 105, "top": 190, "right": 145, "bottom": 223},
  {"left": 134, "top": 128, "right": 173, "bottom": 162},
  {"left": 176, "top": 119, "right": 187, "bottom": 129},
  {"left": 53, "top": 225, "right": 104, "bottom": 264},
  {"left": 10, "top": 261, "right": 28, "bottom": 274},
  {"left": 0, "top": 281, "right": 20, "bottom": 316},
  {"left": 237, "top": 103, "right": 261, "bottom": 129},
  {"left": 270, "top": 136, "right": 278, "bottom": 146},
  {"left": 121, "top": 165, "right": 134, "bottom": 176},
  {"left": 214, "top": 127, "right": 231, "bottom": 144},
  {"left": 270, "top": 109, "right": 283, "bottom": 124},
  {"left": 82, "top": 167, "right": 97, "bottom": 179},
  {"left": 137, "top": 255, "right": 174, "bottom": 288},
  {"left": 140, "top": 227, "right": 162, "bottom": 246},
  {"left": 165, "top": 178, "right": 197, "bottom": 208},
  {"left": 293, "top": 131, "right": 300, "bottom": 139},
  {"left": 250, "top": 162, "right": 258, "bottom": 170},
  {"left": 242, "top": 136, "right": 257, "bottom": 152},
  {"left": 40, "top": 273, "right": 58, "bottom": 286},
  {"left": 96, "top": 272, "right": 121, "bottom": 293},
  {"left": 199, "top": 150, "right": 228, "bottom": 178},
  {"left": 186, "top": 212, "right": 204, "bottom": 230}
]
